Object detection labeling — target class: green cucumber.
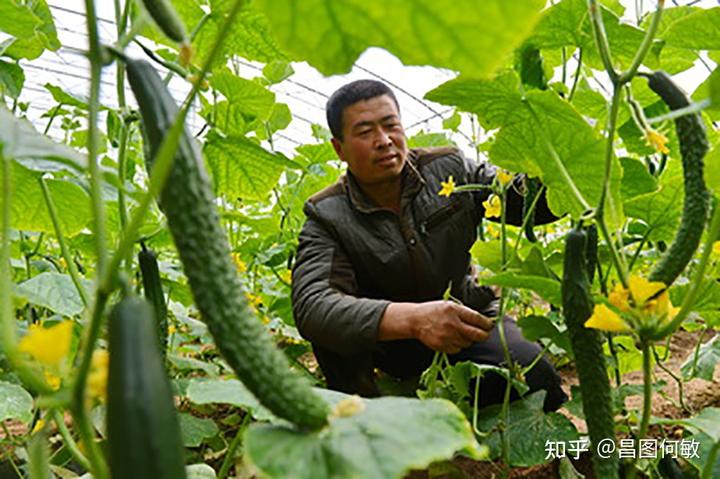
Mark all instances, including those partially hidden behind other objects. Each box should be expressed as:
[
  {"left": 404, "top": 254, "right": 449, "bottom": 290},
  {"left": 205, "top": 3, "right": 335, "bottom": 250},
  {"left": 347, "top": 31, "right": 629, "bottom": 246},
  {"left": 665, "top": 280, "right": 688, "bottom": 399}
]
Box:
[
  {"left": 562, "top": 228, "right": 618, "bottom": 479},
  {"left": 585, "top": 224, "right": 598, "bottom": 283},
  {"left": 138, "top": 243, "right": 168, "bottom": 356},
  {"left": 646, "top": 71, "right": 709, "bottom": 287},
  {"left": 139, "top": 0, "right": 187, "bottom": 43},
  {"left": 125, "top": 58, "right": 329, "bottom": 430},
  {"left": 107, "top": 296, "right": 186, "bottom": 479}
]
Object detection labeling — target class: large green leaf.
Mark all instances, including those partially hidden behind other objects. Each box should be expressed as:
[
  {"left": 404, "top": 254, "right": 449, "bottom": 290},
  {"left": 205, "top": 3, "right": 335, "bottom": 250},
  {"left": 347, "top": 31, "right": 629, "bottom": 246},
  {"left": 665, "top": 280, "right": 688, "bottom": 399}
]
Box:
[
  {"left": 480, "top": 273, "right": 561, "bottom": 306},
  {"left": 0, "top": 1, "right": 41, "bottom": 39},
  {"left": 664, "top": 7, "right": 720, "bottom": 50},
  {"left": 15, "top": 272, "right": 90, "bottom": 317},
  {"left": 141, "top": 0, "right": 287, "bottom": 66},
  {"left": 0, "top": 162, "right": 91, "bottom": 236},
  {"left": 427, "top": 72, "right": 623, "bottom": 225},
  {"left": 0, "top": 106, "right": 85, "bottom": 172},
  {"left": 624, "top": 164, "right": 684, "bottom": 242},
  {"left": 619, "top": 157, "right": 657, "bottom": 200},
  {"left": 643, "top": 7, "right": 699, "bottom": 74},
  {"left": 204, "top": 135, "right": 294, "bottom": 200},
  {"left": 474, "top": 391, "right": 578, "bottom": 466},
  {"left": 1, "top": 0, "right": 60, "bottom": 60},
  {"left": 45, "top": 84, "right": 90, "bottom": 110},
  {"left": 686, "top": 431, "right": 720, "bottom": 478},
  {"left": 186, "top": 378, "right": 274, "bottom": 421},
  {"left": 528, "top": 0, "right": 644, "bottom": 71},
  {"left": 0, "top": 381, "right": 33, "bottom": 423},
  {"left": 210, "top": 69, "right": 275, "bottom": 119},
  {"left": 670, "top": 279, "right": 720, "bottom": 327},
  {"left": 256, "top": 0, "right": 545, "bottom": 77},
  {"left": 0, "top": 60, "right": 24, "bottom": 99},
  {"left": 245, "top": 392, "right": 483, "bottom": 479},
  {"left": 676, "top": 408, "right": 720, "bottom": 443},
  {"left": 680, "top": 336, "right": 720, "bottom": 382},
  {"left": 202, "top": 101, "right": 253, "bottom": 136},
  {"left": 179, "top": 413, "right": 219, "bottom": 447},
  {"left": 517, "top": 314, "right": 572, "bottom": 355},
  {"left": 186, "top": 464, "right": 217, "bottom": 479}
]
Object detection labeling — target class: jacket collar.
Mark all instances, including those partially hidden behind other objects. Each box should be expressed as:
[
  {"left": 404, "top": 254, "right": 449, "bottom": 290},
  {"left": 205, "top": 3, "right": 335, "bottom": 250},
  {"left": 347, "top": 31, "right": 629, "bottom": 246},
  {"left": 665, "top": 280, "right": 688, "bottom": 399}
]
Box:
[{"left": 343, "top": 151, "right": 426, "bottom": 214}]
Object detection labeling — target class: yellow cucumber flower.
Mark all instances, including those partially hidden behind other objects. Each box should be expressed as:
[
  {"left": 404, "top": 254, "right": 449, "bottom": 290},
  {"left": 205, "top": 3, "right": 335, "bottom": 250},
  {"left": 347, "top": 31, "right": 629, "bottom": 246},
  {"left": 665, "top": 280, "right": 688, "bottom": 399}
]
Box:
[
  {"left": 713, "top": 241, "right": 720, "bottom": 256},
  {"left": 31, "top": 419, "right": 46, "bottom": 435},
  {"left": 585, "top": 304, "right": 630, "bottom": 332},
  {"left": 482, "top": 195, "right": 502, "bottom": 218},
  {"left": 87, "top": 349, "right": 109, "bottom": 403},
  {"left": 496, "top": 170, "right": 513, "bottom": 186},
  {"left": 438, "top": 176, "right": 456, "bottom": 197},
  {"left": 585, "top": 275, "right": 678, "bottom": 337},
  {"left": 643, "top": 127, "right": 670, "bottom": 155},
  {"left": 18, "top": 320, "right": 73, "bottom": 367},
  {"left": 232, "top": 252, "right": 247, "bottom": 273},
  {"left": 245, "top": 292, "right": 263, "bottom": 312},
  {"left": 44, "top": 371, "right": 61, "bottom": 390}
]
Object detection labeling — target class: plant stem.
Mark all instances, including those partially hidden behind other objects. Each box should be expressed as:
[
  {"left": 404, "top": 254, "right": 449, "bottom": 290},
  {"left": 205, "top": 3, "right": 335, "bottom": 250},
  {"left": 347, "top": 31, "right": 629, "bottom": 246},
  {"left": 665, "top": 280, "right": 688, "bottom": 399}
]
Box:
[
  {"left": 39, "top": 177, "right": 90, "bottom": 307},
  {"left": 84, "top": 0, "right": 108, "bottom": 279},
  {"left": 652, "top": 346, "right": 687, "bottom": 413},
  {"left": 70, "top": 288, "right": 110, "bottom": 479},
  {"left": 496, "top": 195, "right": 514, "bottom": 470},
  {"left": 116, "top": 124, "right": 131, "bottom": 267},
  {"left": 218, "top": 414, "right": 251, "bottom": 479},
  {"left": 50, "top": 409, "right": 91, "bottom": 471},
  {"left": 567, "top": 49, "right": 583, "bottom": 102},
  {"left": 689, "top": 328, "right": 706, "bottom": 378},
  {"left": 114, "top": 0, "right": 131, "bottom": 270},
  {"left": 595, "top": 85, "right": 630, "bottom": 289},
  {"left": 606, "top": 335, "right": 622, "bottom": 387},
  {"left": 638, "top": 339, "right": 653, "bottom": 441},
  {"left": 626, "top": 339, "right": 654, "bottom": 479},
  {"left": 43, "top": 104, "right": 63, "bottom": 135},
  {"left": 509, "top": 184, "right": 546, "bottom": 264},
  {"left": 588, "top": 0, "right": 618, "bottom": 82},
  {"left": 618, "top": 0, "right": 665, "bottom": 84}
]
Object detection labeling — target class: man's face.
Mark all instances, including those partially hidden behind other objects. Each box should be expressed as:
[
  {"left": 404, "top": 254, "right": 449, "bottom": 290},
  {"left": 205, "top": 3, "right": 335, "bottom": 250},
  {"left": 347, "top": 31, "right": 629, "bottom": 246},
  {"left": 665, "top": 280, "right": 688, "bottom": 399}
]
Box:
[{"left": 331, "top": 94, "right": 408, "bottom": 186}]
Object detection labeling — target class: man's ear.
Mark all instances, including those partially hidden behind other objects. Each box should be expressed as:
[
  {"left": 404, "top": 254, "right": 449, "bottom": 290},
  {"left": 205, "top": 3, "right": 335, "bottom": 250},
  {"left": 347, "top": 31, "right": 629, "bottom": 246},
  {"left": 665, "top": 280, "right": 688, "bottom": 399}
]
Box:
[{"left": 331, "top": 137, "right": 345, "bottom": 162}]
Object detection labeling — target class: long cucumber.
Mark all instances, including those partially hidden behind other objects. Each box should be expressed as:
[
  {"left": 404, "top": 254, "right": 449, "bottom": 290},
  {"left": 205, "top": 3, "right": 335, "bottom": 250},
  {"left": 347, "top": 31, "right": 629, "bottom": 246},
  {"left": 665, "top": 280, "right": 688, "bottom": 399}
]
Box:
[
  {"left": 562, "top": 228, "right": 618, "bottom": 479},
  {"left": 107, "top": 296, "right": 186, "bottom": 479},
  {"left": 125, "top": 58, "right": 329, "bottom": 430},
  {"left": 645, "top": 71, "right": 709, "bottom": 287}
]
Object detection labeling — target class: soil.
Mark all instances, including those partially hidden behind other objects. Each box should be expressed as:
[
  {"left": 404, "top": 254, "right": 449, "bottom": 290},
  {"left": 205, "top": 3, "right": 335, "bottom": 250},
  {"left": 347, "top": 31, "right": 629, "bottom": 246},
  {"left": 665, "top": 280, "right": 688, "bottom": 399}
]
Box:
[{"left": 407, "top": 329, "right": 720, "bottom": 479}]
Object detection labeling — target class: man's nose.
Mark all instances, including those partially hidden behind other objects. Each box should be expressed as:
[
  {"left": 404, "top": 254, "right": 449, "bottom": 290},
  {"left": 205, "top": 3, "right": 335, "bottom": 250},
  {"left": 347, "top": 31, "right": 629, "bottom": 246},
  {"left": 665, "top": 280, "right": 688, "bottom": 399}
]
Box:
[{"left": 374, "top": 130, "right": 392, "bottom": 148}]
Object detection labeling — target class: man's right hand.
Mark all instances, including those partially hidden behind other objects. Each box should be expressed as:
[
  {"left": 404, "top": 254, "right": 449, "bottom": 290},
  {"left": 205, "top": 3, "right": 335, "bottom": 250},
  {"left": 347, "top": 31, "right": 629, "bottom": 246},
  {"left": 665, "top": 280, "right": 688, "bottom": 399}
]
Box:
[{"left": 378, "top": 301, "right": 494, "bottom": 354}]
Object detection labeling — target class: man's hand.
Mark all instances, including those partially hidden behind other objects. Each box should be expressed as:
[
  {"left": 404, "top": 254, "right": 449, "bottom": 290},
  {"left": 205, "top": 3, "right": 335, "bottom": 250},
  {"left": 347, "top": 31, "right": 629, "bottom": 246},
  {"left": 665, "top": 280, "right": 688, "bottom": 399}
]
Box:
[{"left": 378, "top": 301, "right": 494, "bottom": 354}]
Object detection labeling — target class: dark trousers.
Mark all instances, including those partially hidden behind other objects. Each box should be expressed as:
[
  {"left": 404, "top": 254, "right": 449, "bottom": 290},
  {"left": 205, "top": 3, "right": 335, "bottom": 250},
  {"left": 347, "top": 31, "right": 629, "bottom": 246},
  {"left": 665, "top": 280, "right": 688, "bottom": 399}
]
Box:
[{"left": 314, "top": 317, "right": 567, "bottom": 412}]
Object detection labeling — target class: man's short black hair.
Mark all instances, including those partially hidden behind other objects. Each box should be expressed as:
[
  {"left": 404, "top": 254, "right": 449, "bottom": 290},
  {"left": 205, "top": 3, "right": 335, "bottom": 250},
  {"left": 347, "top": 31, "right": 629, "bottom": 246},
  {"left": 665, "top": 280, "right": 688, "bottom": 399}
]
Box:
[{"left": 326, "top": 79, "right": 399, "bottom": 140}]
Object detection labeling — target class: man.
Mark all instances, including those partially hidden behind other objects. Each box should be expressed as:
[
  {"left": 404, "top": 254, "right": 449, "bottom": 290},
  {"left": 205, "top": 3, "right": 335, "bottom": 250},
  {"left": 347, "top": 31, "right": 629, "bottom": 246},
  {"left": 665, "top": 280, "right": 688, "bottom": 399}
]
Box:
[{"left": 291, "top": 79, "right": 567, "bottom": 412}]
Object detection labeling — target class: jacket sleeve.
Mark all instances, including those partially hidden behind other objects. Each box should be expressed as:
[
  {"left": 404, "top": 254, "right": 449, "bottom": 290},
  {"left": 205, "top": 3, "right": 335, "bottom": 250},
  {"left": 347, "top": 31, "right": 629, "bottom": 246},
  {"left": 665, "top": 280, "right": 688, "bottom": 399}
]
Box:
[
  {"left": 291, "top": 203, "right": 391, "bottom": 357},
  {"left": 467, "top": 155, "right": 558, "bottom": 227}
]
